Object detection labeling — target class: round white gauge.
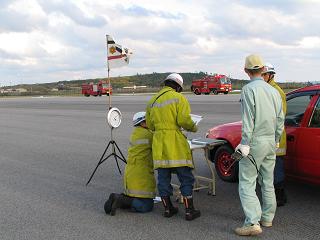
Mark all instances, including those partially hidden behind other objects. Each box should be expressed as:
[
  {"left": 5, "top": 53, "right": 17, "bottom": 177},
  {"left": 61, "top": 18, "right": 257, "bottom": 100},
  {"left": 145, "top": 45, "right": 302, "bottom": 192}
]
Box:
[{"left": 107, "top": 107, "right": 122, "bottom": 128}]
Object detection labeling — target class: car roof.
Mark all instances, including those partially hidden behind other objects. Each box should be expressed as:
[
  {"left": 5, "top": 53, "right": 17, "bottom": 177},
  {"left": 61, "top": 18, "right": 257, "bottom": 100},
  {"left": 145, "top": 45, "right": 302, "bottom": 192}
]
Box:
[{"left": 288, "top": 84, "right": 320, "bottom": 95}]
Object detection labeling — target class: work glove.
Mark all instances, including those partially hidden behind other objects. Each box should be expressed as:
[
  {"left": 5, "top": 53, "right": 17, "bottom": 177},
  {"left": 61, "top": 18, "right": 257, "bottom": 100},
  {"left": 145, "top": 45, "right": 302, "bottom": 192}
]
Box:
[{"left": 235, "top": 144, "right": 250, "bottom": 157}]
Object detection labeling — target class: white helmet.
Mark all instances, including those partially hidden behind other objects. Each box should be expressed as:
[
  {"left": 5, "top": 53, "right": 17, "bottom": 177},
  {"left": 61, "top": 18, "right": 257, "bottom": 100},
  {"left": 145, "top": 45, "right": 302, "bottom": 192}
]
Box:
[
  {"left": 133, "top": 111, "right": 146, "bottom": 126},
  {"left": 165, "top": 73, "right": 183, "bottom": 88},
  {"left": 262, "top": 62, "right": 276, "bottom": 74}
]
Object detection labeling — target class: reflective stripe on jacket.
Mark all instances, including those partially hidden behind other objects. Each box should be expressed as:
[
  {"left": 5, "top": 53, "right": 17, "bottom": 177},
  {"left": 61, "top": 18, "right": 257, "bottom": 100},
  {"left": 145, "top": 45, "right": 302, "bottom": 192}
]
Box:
[
  {"left": 269, "top": 78, "right": 287, "bottom": 156},
  {"left": 146, "top": 86, "right": 197, "bottom": 169},
  {"left": 124, "top": 127, "right": 156, "bottom": 198}
]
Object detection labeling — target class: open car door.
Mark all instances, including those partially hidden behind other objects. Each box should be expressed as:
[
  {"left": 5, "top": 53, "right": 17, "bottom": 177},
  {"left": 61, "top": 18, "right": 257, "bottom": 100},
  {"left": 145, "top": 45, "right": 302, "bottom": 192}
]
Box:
[{"left": 285, "top": 92, "right": 320, "bottom": 184}]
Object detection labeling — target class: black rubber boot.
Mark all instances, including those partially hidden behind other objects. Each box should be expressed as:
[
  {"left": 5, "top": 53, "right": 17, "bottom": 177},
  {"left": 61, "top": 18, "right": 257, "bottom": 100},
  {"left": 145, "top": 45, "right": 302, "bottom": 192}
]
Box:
[
  {"left": 161, "top": 196, "right": 179, "bottom": 217},
  {"left": 275, "top": 182, "right": 287, "bottom": 207},
  {"left": 104, "top": 193, "right": 116, "bottom": 214},
  {"left": 104, "top": 193, "right": 133, "bottom": 216},
  {"left": 183, "top": 196, "right": 201, "bottom": 221}
]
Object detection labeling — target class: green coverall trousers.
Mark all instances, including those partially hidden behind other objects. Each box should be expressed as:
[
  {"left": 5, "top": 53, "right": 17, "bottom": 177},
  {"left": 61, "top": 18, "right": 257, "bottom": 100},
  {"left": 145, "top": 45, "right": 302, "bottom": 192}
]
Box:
[{"left": 239, "top": 139, "right": 277, "bottom": 226}]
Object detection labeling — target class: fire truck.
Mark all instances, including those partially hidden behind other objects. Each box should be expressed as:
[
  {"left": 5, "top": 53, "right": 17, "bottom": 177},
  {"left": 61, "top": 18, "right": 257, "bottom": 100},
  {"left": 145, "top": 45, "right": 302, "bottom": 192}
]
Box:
[
  {"left": 191, "top": 74, "right": 232, "bottom": 95},
  {"left": 81, "top": 80, "right": 112, "bottom": 97}
]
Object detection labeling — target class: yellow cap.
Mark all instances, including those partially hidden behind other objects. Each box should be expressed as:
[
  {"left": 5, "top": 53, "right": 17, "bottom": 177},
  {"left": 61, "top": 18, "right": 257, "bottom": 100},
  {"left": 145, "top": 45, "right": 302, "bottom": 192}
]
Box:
[{"left": 245, "top": 54, "right": 264, "bottom": 69}]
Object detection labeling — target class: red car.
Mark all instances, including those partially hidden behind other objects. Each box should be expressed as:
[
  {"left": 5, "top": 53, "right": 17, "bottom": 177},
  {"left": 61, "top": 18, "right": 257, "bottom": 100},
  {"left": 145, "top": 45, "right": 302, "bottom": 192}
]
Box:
[{"left": 206, "top": 84, "right": 320, "bottom": 185}]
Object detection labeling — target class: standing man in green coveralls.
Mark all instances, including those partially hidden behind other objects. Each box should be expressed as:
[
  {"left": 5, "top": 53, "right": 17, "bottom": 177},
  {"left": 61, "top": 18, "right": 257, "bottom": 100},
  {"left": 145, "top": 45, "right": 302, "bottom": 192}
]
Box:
[
  {"left": 234, "top": 55, "right": 284, "bottom": 236},
  {"left": 262, "top": 63, "right": 287, "bottom": 206}
]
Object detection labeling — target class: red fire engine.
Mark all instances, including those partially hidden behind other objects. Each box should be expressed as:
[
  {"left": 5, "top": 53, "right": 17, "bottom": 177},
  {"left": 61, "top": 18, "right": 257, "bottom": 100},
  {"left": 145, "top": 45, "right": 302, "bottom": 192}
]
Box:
[
  {"left": 191, "top": 74, "right": 232, "bottom": 95},
  {"left": 81, "top": 80, "right": 112, "bottom": 97}
]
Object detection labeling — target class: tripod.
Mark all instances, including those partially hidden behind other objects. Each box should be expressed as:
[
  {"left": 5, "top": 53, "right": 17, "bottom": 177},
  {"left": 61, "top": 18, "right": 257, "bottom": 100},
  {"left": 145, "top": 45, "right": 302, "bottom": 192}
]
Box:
[
  {"left": 86, "top": 128, "right": 127, "bottom": 186},
  {"left": 86, "top": 36, "right": 131, "bottom": 185}
]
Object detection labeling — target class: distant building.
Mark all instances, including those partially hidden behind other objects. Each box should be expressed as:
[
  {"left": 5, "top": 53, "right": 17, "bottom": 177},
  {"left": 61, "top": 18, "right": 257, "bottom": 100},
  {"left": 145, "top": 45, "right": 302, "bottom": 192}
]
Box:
[{"left": 16, "top": 88, "right": 27, "bottom": 93}]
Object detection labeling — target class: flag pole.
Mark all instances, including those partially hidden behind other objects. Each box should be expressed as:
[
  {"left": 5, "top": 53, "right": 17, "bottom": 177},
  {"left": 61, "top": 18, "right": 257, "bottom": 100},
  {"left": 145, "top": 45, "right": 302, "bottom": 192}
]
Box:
[
  {"left": 106, "top": 35, "right": 111, "bottom": 109},
  {"left": 107, "top": 67, "right": 111, "bottom": 109}
]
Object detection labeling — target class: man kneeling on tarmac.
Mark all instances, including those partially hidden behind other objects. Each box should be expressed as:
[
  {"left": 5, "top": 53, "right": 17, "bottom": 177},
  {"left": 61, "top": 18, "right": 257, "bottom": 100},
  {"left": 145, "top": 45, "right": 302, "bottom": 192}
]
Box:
[{"left": 104, "top": 112, "right": 156, "bottom": 215}]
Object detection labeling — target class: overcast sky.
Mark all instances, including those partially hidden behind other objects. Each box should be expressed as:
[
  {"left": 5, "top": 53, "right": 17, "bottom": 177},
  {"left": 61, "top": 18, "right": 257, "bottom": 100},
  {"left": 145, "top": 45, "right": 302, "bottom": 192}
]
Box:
[{"left": 1, "top": 0, "right": 320, "bottom": 85}]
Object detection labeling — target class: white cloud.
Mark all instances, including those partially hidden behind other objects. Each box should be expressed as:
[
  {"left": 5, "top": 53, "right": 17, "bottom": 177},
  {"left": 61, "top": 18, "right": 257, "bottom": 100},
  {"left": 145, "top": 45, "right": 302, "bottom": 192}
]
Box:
[
  {"left": 1, "top": 0, "right": 320, "bottom": 85},
  {"left": 195, "top": 37, "right": 219, "bottom": 54},
  {"left": 298, "top": 36, "right": 320, "bottom": 49},
  {"left": 0, "top": 32, "right": 32, "bottom": 55},
  {"left": 8, "top": 0, "right": 46, "bottom": 17}
]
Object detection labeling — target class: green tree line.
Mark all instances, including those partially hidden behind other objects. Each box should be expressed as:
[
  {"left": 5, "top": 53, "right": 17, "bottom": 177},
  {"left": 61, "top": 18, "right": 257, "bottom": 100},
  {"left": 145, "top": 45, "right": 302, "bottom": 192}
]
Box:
[{"left": 1, "top": 72, "right": 312, "bottom": 96}]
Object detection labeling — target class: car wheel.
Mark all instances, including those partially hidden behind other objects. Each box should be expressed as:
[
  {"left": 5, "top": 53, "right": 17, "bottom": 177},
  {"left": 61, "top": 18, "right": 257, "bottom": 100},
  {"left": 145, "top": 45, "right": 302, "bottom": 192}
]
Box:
[
  {"left": 213, "top": 89, "right": 218, "bottom": 95},
  {"left": 224, "top": 92, "right": 228, "bottom": 95},
  {"left": 214, "top": 145, "right": 238, "bottom": 182},
  {"left": 194, "top": 89, "right": 201, "bottom": 95}
]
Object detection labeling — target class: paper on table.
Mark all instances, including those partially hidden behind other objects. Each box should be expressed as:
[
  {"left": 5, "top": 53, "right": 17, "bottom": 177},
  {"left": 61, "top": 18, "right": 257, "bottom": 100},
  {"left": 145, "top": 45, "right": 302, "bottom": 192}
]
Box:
[
  {"left": 190, "top": 114, "right": 203, "bottom": 126},
  {"left": 153, "top": 196, "right": 162, "bottom": 203}
]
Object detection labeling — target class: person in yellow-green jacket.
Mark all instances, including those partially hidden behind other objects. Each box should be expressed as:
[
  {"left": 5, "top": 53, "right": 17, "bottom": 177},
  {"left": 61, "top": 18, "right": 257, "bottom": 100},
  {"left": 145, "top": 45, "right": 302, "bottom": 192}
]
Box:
[
  {"left": 104, "top": 112, "right": 156, "bottom": 216},
  {"left": 262, "top": 63, "right": 287, "bottom": 207},
  {"left": 146, "top": 73, "right": 200, "bottom": 221}
]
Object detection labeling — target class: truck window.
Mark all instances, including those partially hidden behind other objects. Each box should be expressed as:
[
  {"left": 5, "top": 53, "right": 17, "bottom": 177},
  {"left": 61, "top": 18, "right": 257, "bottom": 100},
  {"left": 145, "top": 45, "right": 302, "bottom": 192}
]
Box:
[
  {"left": 220, "top": 77, "right": 231, "bottom": 84},
  {"left": 285, "top": 95, "right": 312, "bottom": 127},
  {"left": 309, "top": 98, "right": 320, "bottom": 128}
]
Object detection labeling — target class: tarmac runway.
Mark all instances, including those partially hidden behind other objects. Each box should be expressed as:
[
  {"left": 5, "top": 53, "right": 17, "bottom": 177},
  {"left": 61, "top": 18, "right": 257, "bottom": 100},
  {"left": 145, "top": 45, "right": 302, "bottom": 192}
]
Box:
[{"left": 0, "top": 94, "right": 319, "bottom": 240}]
